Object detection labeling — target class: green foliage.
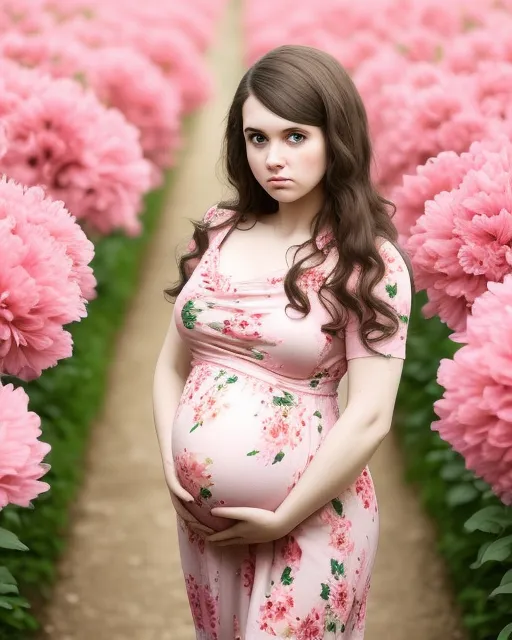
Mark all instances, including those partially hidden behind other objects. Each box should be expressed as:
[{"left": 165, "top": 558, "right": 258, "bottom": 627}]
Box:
[
  {"left": 395, "top": 291, "right": 512, "bottom": 640},
  {"left": 0, "top": 182, "right": 169, "bottom": 635}
]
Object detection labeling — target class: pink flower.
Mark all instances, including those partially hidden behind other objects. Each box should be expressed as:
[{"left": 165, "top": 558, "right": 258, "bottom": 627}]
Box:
[
  {"left": 433, "top": 275, "right": 512, "bottom": 504},
  {"left": 407, "top": 139, "right": 512, "bottom": 337},
  {"left": 292, "top": 607, "right": 325, "bottom": 640},
  {"left": 330, "top": 579, "right": 352, "bottom": 621},
  {"left": 174, "top": 449, "right": 213, "bottom": 503},
  {"left": 0, "top": 58, "right": 151, "bottom": 237},
  {"left": 355, "top": 469, "right": 374, "bottom": 510},
  {"left": 281, "top": 535, "right": 303, "bottom": 570},
  {"left": 259, "top": 584, "right": 295, "bottom": 625},
  {"left": 0, "top": 383, "right": 50, "bottom": 508},
  {"left": 0, "top": 177, "right": 91, "bottom": 380}
]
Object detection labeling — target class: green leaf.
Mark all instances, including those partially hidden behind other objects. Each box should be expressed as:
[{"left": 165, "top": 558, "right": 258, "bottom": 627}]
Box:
[
  {"left": 313, "top": 411, "right": 322, "bottom": 419},
  {"left": 480, "top": 535, "right": 512, "bottom": 565},
  {"left": 226, "top": 376, "right": 238, "bottom": 384},
  {"left": 385, "top": 282, "right": 398, "bottom": 298},
  {"left": 399, "top": 314, "right": 409, "bottom": 323},
  {"left": 272, "top": 451, "right": 285, "bottom": 464},
  {"left": 320, "top": 583, "right": 330, "bottom": 600},
  {"left": 490, "top": 583, "right": 512, "bottom": 598},
  {"left": 500, "top": 569, "right": 512, "bottom": 586},
  {"left": 0, "top": 529, "right": 29, "bottom": 552},
  {"left": 317, "top": 425, "right": 323, "bottom": 433},
  {"left": 471, "top": 541, "right": 492, "bottom": 569},
  {"left": 280, "top": 566, "right": 294, "bottom": 586},
  {"left": 0, "top": 584, "right": 18, "bottom": 595},
  {"left": 246, "top": 450, "right": 259, "bottom": 456},
  {"left": 0, "top": 568, "right": 17, "bottom": 587},
  {"left": 464, "top": 506, "right": 512, "bottom": 534},
  {"left": 190, "top": 422, "right": 202, "bottom": 433},
  {"left": 251, "top": 349, "right": 265, "bottom": 360},
  {"left": 326, "top": 621, "right": 337, "bottom": 632},
  {"left": 199, "top": 487, "right": 212, "bottom": 500},
  {"left": 440, "top": 461, "right": 466, "bottom": 481},
  {"left": 330, "top": 559, "right": 344, "bottom": 579},
  {"left": 331, "top": 498, "right": 343, "bottom": 516},
  {"left": 0, "top": 597, "right": 13, "bottom": 610},
  {"left": 272, "top": 392, "right": 296, "bottom": 407},
  {"left": 497, "top": 623, "right": 512, "bottom": 640},
  {"left": 446, "top": 483, "right": 479, "bottom": 507}
]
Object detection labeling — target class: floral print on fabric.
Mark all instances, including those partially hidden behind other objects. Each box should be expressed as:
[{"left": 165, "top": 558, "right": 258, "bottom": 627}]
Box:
[{"left": 172, "top": 206, "right": 411, "bottom": 639}]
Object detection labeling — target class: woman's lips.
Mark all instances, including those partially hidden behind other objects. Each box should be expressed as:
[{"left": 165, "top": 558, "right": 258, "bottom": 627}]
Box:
[{"left": 268, "top": 177, "right": 291, "bottom": 183}]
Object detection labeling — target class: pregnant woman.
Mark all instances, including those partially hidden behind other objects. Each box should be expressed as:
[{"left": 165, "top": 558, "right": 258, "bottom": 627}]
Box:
[{"left": 153, "top": 45, "right": 412, "bottom": 639}]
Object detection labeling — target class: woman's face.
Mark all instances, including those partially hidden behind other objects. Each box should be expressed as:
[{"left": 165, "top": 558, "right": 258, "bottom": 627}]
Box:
[{"left": 242, "top": 94, "right": 327, "bottom": 205}]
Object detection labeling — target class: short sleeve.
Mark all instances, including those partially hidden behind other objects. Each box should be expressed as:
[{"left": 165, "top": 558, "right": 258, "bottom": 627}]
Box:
[
  {"left": 345, "top": 240, "right": 412, "bottom": 360},
  {"left": 186, "top": 204, "right": 220, "bottom": 253}
]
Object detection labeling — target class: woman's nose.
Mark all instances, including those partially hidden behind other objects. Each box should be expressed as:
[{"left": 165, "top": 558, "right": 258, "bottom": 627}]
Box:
[{"left": 265, "top": 144, "right": 285, "bottom": 170}]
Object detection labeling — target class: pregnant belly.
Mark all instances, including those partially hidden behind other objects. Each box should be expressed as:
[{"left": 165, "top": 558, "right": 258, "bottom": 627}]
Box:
[{"left": 171, "top": 366, "right": 326, "bottom": 531}]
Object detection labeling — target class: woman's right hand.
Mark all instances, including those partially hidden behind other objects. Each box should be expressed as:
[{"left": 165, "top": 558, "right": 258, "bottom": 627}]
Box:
[{"left": 166, "top": 472, "right": 215, "bottom": 536}]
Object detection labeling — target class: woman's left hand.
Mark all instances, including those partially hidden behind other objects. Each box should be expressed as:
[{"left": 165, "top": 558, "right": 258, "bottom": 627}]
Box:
[{"left": 207, "top": 507, "right": 293, "bottom": 546}]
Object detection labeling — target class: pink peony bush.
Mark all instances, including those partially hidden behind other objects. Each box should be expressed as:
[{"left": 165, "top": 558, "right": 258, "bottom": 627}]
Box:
[
  {"left": 0, "top": 176, "right": 92, "bottom": 380},
  {"left": 406, "top": 140, "right": 512, "bottom": 338},
  {"left": 0, "top": 382, "right": 51, "bottom": 508},
  {"left": 0, "top": 58, "right": 151, "bottom": 236},
  {"left": 392, "top": 137, "right": 505, "bottom": 242},
  {"left": 433, "top": 274, "right": 512, "bottom": 505},
  {"left": 0, "top": 33, "right": 182, "bottom": 177}
]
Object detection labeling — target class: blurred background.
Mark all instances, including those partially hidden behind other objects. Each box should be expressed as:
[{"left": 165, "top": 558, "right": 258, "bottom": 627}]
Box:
[{"left": 0, "top": 1, "right": 511, "bottom": 639}]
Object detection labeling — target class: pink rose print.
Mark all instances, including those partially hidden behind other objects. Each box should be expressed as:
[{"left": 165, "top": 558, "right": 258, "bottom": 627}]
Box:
[
  {"left": 355, "top": 469, "right": 375, "bottom": 511},
  {"left": 174, "top": 449, "right": 214, "bottom": 504},
  {"left": 292, "top": 607, "right": 325, "bottom": 640},
  {"left": 259, "top": 584, "right": 295, "bottom": 627},
  {"left": 329, "top": 579, "right": 352, "bottom": 623},
  {"left": 281, "top": 536, "right": 303, "bottom": 571},
  {"left": 355, "top": 580, "right": 371, "bottom": 631},
  {"left": 241, "top": 552, "right": 256, "bottom": 595},
  {"left": 185, "top": 575, "right": 204, "bottom": 631}
]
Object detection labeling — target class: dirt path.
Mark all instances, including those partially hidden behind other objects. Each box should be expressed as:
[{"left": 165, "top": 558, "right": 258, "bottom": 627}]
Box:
[{"left": 41, "top": 3, "right": 465, "bottom": 639}]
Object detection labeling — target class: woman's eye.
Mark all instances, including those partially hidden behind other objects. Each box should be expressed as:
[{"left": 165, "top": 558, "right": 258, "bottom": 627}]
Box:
[
  {"left": 288, "top": 132, "right": 305, "bottom": 144},
  {"left": 250, "top": 134, "right": 266, "bottom": 144}
]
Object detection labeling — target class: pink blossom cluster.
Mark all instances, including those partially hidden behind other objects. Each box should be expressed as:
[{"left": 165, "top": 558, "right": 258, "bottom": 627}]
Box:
[
  {"left": 0, "top": 383, "right": 50, "bottom": 508},
  {"left": 0, "top": 0, "right": 225, "bottom": 197},
  {"left": 405, "top": 139, "right": 512, "bottom": 339},
  {"left": 0, "top": 176, "right": 93, "bottom": 380},
  {"left": 434, "top": 275, "right": 512, "bottom": 504}
]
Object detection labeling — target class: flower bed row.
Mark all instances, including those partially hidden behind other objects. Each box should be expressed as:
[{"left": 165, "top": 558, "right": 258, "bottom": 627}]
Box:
[
  {"left": 0, "top": 0, "right": 224, "bottom": 634},
  {"left": 244, "top": 1, "right": 512, "bottom": 638}
]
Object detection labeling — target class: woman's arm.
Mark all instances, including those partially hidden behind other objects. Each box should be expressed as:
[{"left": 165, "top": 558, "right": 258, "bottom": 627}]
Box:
[
  {"left": 274, "top": 354, "right": 404, "bottom": 531},
  {"left": 152, "top": 313, "right": 191, "bottom": 479}
]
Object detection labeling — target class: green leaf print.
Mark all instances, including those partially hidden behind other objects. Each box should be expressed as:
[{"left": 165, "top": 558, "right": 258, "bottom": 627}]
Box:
[
  {"left": 330, "top": 559, "right": 345, "bottom": 579},
  {"left": 272, "top": 391, "right": 296, "bottom": 407},
  {"left": 313, "top": 410, "right": 322, "bottom": 419},
  {"left": 246, "top": 450, "right": 260, "bottom": 456},
  {"left": 399, "top": 314, "right": 409, "bottom": 323},
  {"left": 199, "top": 487, "right": 212, "bottom": 500},
  {"left": 272, "top": 451, "right": 285, "bottom": 464},
  {"left": 318, "top": 425, "right": 323, "bottom": 434},
  {"left": 190, "top": 421, "right": 203, "bottom": 433},
  {"left": 326, "top": 621, "right": 337, "bottom": 633},
  {"left": 320, "top": 583, "right": 331, "bottom": 600},
  {"left": 226, "top": 376, "right": 238, "bottom": 384},
  {"left": 214, "top": 369, "right": 227, "bottom": 381},
  {"left": 181, "top": 300, "right": 202, "bottom": 330},
  {"left": 251, "top": 349, "right": 265, "bottom": 360},
  {"left": 208, "top": 322, "right": 225, "bottom": 332},
  {"left": 331, "top": 498, "right": 344, "bottom": 516},
  {"left": 385, "top": 282, "right": 398, "bottom": 298},
  {"left": 280, "top": 566, "right": 294, "bottom": 586},
  {"left": 309, "top": 379, "right": 320, "bottom": 389}
]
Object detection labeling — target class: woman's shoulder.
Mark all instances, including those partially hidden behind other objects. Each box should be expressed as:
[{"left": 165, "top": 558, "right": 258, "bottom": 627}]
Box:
[
  {"left": 202, "top": 203, "right": 236, "bottom": 227},
  {"left": 376, "top": 237, "right": 409, "bottom": 278}
]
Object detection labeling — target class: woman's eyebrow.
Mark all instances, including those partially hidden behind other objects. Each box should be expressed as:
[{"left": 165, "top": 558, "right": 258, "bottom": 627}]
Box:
[{"left": 243, "top": 126, "right": 305, "bottom": 134}]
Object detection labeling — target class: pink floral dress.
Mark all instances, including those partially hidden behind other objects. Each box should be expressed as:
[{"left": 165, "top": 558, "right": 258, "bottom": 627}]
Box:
[{"left": 172, "top": 206, "right": 411, "bottom": 639}]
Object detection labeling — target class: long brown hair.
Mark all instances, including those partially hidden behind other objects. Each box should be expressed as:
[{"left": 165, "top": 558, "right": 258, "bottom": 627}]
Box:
[{"left": 166, "top": 45, "right": 414, "bottom": 353}]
